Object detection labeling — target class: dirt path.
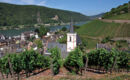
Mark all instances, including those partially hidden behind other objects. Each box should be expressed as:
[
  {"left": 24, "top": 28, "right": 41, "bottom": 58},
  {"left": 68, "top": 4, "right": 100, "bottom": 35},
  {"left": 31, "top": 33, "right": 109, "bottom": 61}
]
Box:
[
  {"left": 112, "top": 37, "right": 130, "bottom": 43},
  {"left": 100, "top": 19, "right": 130, "bottom": 24},
  {"left": 25, "top": 68, "right": 129, "bottom": 80},
  {"left": 80, "top": 35, "right": 130, "bottom": 43},
  {"left": 25, "top": 68, "right": 105, "bottom": 80}
]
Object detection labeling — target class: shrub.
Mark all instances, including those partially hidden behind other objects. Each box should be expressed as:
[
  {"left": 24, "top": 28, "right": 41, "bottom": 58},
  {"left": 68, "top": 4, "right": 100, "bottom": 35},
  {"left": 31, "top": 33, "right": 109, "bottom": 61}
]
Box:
[
  {"left": 0, "top": 50, "right": 50, "bottom": 78},
  {"left": 64, "top": 47, "right": 84, "bottom": 74},
  {"left": 49, "top": 47, "right": 61, "bottom": 75}
]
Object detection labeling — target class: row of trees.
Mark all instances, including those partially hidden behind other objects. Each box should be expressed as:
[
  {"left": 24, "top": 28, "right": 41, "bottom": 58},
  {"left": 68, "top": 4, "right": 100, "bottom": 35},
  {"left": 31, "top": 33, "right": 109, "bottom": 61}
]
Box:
[
  {"left": 0, "top": 49, "right": 50, "bottom": 79},
  {"left": 0, "top": 47, "right": 129, "bottom": 79},
  {"left": 87, "top": 49, "right": 129, "bottom": 73}
]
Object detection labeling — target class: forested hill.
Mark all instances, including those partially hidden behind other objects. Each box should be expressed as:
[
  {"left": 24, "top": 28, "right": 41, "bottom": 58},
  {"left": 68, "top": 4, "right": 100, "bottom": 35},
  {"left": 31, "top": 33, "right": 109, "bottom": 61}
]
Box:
[
  {"left": 102, "top": 2, "right": 130, "bottom": 20},
  {"left": 0, "top": 2, "right": 89, "bottom": 26}
]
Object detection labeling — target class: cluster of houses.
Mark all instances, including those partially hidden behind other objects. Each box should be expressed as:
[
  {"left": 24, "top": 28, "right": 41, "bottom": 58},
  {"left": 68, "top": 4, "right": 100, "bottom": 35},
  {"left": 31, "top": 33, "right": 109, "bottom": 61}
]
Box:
[
  {"left": 0, "top": 27, "right": 68, "bottom": 58},
  {"left": 0, "top": 31, "right": 39, "bottom": 58},
  {"left": 0, "top": 19, "right": 82, "bottom": 58}
]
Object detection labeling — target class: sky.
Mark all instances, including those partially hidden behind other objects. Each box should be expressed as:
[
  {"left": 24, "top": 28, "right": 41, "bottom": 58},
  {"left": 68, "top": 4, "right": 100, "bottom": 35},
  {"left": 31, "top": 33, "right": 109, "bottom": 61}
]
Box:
[{"left": 0, "top": 0, "right": 129, "bottom": 16}]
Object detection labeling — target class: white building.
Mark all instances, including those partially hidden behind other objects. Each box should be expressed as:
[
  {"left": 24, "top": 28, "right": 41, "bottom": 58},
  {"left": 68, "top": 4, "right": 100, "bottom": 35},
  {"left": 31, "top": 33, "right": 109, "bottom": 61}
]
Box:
[
  {"left": 0, "top": 34, "right": 5, "bottom": 40},
  {"left": 67, "top": 20, "right": 77, "bottom": 52},
  {"left": 21, "top": 31, "right": 37, "bottom": 41}
]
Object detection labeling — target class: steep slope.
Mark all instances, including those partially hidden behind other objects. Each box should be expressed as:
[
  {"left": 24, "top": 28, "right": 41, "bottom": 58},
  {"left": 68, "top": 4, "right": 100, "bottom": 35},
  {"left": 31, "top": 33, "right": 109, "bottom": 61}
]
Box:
[
  {"left": 76, "top": 20, "right": 130, "bottom": 38},
  {"left": 0, "top": 2, "right": 89, "bottom": 26},
  {"left": 76, "top": 20, "right": 130, "bottom": 49},
  {"left": 103, "top": 2, "right": 130, "bottom": 20}
]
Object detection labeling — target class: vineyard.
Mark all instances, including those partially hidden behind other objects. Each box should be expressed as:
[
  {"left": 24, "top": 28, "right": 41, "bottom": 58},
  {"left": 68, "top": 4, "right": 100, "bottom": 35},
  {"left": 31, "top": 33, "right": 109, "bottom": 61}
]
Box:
[
  {"left": 86, "top": 49, "right": 129, "bottom": 73},
  {"left": 0, "top": 48, "right": 129, "bottom": 80}
]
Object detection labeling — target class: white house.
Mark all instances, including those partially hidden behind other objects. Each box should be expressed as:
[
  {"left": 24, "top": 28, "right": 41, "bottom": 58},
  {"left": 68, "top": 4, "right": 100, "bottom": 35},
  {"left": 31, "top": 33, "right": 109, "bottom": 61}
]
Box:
[
  {"left": 21, "top": 31, "right": 38, "bottom": 41},
  {"left": 0, "top": 34, "right": 5, "bottom": 40}
]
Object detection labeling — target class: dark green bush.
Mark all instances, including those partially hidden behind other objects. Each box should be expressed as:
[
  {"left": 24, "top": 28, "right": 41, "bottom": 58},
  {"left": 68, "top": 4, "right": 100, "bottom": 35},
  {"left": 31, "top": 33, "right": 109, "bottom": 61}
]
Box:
[
  {"left": 64, "top": 47, "right": 84, "bottom": 74},
  {"left": 49, "top": 47, "right": 61, "bottom": 75}
]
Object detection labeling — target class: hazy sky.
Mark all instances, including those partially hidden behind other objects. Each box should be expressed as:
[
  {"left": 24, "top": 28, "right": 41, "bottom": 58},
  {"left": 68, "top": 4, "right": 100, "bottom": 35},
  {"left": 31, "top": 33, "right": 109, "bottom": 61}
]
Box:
[{"left": 0, "top": 0, "right": 129, "bottom": 16}]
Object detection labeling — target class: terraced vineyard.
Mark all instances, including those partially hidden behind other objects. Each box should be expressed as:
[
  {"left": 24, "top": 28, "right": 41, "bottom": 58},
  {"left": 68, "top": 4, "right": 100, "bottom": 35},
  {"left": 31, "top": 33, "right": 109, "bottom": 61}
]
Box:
[
  {"left": 76, "top": 20, "right": 130, "bottom": 49},
  {"left": 107, "top": 13, "right": 130, "bottom": 20},
  {"left": 76, "top": 20, "right": 130, "bottom": 37}
]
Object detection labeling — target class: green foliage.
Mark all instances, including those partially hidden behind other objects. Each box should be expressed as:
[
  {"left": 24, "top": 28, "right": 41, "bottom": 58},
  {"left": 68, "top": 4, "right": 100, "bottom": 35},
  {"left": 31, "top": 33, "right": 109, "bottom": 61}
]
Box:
[
  {"left": 0, "top": 54, "right": 10, "bottom": 75},
  {"left": 74, "top": 25, "right": 80, "bottom": 30},
  {"left": 34, "top": 39, "right": 43, "bottom": 48},
  {"left": 79, "top": 39, "right": 87, "bottom": 52},
  {"left": 101, "top": 36, "right": 112, "bottom": 43},
  {"left": 57, "top": 34, "right": 67, "bottom": 44},
  {"left": 64, "top": 47, "right": 84, "bottom": 74},
  {"left": 0, "top": 50, "right": 50, "bottom": 77},
  {"left": 117, "top": 51, "right": 130, "bottom": 69},
  {"left": 103, "top": 2, "right": 129, "bottom": 19},
  {"left": 49, "top": 47, "right": 61, "bottom": 75},
  {"left": 10, "top": 54, "right": 22, "bottom": 74},
  {"left": 87, "top": 48, "right": 129, "bottom": 71},
  {"left": 38, "top": 25, "right": 49, "bottom": 37},
  {"left": 61, "top": 27, "right": 67, "bottom": 31},
  {"left": 76, "top": 20, "right": 121, "bottom": 37},
  {"left": 76, "top": 20, "right": 130, "bottom": 49},
  {"left": 29, "top": 36, "right": 35, "bottom": 42},
  {"left": 0, "top": 2, "right": 89, "bottom": 26},
  {"left": 105, "top": 13, "right": 130, "bottom": 20}
]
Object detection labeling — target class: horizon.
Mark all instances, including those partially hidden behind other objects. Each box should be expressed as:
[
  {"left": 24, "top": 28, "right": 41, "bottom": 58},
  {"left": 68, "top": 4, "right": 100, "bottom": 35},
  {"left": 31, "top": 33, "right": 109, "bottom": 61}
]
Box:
[{"left": 0, "top": 0, "right": 129, "bottom": 16}]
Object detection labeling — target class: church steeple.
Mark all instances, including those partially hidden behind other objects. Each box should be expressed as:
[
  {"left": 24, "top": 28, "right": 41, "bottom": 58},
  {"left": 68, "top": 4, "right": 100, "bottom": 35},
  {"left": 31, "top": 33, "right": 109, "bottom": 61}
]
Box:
[
  {"left": 70, "top": 18, "right": 74, "bottom": 33},
  {"left": 67, "top": 18, "right": 77, "bottom": 52}
]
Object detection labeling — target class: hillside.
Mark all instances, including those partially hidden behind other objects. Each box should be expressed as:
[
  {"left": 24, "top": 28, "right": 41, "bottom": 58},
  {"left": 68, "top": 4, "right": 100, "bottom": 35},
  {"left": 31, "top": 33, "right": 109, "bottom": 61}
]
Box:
[
  {"left": 103, "top": 2, "right": 130, "bottom": 19},
  {"left": 0, "top": 2, "right": 89, "bottom": 26},
  {"left": 77, "top": 20, "right": 130, "bottom": 37},
  {"left": 76, "top": 20, "right": 130, "bottom": 49},
  {"left": 90, "top": 13, "right": 105, "bottom": 19},
  {"left": 106, "top": 13, "right": 130, "bottom": 20}
]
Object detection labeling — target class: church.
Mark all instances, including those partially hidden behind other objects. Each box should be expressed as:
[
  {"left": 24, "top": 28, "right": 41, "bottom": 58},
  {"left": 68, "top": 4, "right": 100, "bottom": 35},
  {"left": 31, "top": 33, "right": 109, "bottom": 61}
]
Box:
[
  {"left": 67, "top": 20, "right": 81, "bottom": 52},
  {"left": 45, "top": 20, "right": 81, "bottom": 58}
]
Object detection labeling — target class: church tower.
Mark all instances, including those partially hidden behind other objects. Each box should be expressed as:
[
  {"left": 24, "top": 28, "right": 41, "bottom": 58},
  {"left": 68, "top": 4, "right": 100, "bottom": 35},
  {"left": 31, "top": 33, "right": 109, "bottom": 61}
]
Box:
[{"left": 67, "top": 19, "right": 77, "bottom": 52}]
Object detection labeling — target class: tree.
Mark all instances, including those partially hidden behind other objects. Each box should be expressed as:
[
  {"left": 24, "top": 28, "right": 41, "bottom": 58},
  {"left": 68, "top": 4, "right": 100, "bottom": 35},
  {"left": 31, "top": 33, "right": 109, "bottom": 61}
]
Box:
[
  {"left": 79, "top": 39, "right": 87, "bottom": 52},
  {"left": 61, "top": 27, "right": 67, "bottom": 31},
  {"left": 38, "top": 26, "right": 49, "bottom": 37},
  {"left": 0, "top": 50, "right": 51, "bottom": 78},
  {"left": 10, "top": 54, "right": 22, "bottom": 80},
  {"left": 49, "top": 47, "right": 61, "bottom": 75},
  {"left": 34, "top": 39, "right": 43, "bottom": 49},
  {"left": 64, "top": 47, "right": 84, "bottom": 74}
]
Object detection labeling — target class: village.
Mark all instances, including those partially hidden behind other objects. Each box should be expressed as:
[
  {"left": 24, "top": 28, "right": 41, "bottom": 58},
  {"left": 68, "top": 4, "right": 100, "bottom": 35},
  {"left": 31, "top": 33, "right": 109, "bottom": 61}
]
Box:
[
  {"left": 0, "top": 20, "right": 79, "bottom": 59},
  {"left": 0, "top": 1, "right": 130, "bottom": 80},
  {"left": 0, "top": 19, "right": 130, "bottom": 58}
]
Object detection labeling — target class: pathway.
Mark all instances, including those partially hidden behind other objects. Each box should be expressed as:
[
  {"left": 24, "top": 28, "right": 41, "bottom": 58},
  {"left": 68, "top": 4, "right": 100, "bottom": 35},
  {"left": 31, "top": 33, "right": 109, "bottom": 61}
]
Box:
[{"left": 100, "top": 19, "right": 130, "bottom": 24}]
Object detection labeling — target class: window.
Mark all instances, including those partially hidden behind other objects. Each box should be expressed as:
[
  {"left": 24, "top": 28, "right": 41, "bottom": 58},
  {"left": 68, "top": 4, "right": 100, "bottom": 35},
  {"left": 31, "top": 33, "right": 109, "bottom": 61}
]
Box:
[{"left": 70, "top": 36, "right": 71, "bottom": 42}]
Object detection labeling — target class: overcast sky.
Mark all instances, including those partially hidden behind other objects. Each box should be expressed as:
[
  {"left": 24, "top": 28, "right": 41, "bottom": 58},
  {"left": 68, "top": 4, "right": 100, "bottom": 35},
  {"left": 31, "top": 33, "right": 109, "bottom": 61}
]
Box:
[{"left": 0, "top": 0, "right": 129, "bottom": 16}]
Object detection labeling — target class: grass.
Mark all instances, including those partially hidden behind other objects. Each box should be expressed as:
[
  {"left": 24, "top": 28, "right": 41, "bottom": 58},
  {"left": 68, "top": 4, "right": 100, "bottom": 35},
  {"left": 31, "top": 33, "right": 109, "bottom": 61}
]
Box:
[
  {"left": 107, "top": 13, "right": 130, "bottom": 20},
  {"left": 76, "top": 20, "right": 130, "bottom": 37},
  {"left": 76, "top": 20, "right": 130, "bottom": 49},
  {"left": 81, "top": 37, "right": 99, "bottom": 49}
]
